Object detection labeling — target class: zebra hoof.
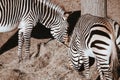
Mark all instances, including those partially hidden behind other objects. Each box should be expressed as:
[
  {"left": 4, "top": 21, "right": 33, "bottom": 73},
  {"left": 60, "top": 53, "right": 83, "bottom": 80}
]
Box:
[
  {"left": 24, "top": 55, "right": 30, "bottom": 61},
  {"left": 18, "top": 57, "right": 23, "bottom": 63}
]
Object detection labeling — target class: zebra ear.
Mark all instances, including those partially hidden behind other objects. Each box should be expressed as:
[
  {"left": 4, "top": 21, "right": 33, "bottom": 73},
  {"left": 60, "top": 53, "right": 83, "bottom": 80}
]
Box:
[
  {"left": 63, "top": 13, "right": 69, "bottom": 20},
  {"left": 64, "top": 11, "right": 73, "bottom": 20}
]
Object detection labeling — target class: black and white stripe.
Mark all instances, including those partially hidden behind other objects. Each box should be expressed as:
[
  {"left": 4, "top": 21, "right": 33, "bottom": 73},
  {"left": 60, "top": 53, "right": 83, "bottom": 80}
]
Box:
[
  {"left": 68, "top": 14, "right": 120, "bottom": 80},
  {"left": 0, "top": 0, "right": 68, "bottom": 61}
]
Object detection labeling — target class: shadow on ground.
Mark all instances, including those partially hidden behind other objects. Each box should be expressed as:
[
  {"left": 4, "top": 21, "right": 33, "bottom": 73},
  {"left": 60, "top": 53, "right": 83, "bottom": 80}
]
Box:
[{"left": 0, "top": 23, "right": 52, "bottom": 55}]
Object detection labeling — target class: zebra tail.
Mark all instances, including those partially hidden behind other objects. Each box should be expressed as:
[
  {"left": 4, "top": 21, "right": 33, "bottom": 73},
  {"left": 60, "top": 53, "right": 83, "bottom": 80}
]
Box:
[{"left": 111, "top": 42, "right": 120, "bottom": 80}]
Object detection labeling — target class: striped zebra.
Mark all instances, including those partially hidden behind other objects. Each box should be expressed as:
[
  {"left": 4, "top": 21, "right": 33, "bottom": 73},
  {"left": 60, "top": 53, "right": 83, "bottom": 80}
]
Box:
[
  {"left": 68, "top": 14, "right": 120, "bottom": 80},
  {"left": 0, "top": 0, "right": 68, "bottom": 62}
]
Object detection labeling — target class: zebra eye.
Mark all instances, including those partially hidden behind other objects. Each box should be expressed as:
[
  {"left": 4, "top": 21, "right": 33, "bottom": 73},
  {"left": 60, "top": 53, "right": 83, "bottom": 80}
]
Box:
[{"left": 62, "top": 17, "right": 66, "bottom": 21}]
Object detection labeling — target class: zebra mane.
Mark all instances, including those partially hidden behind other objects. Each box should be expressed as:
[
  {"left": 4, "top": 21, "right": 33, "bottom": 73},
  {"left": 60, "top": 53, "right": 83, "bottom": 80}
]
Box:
[{"left": 39, "top": 0, "right": 65, "bottom": 16}]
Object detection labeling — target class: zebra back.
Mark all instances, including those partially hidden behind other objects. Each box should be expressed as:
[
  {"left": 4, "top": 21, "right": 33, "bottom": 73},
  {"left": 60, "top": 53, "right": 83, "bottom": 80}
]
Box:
[{"left": 72, "top": 14, "right": 114, "bottom": 49}]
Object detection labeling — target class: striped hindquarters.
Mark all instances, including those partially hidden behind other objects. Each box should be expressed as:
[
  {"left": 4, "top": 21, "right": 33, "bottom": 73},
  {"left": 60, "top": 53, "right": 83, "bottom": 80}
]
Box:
[{"left": 68, "top": 14, "right": 119, "bottom": 80}]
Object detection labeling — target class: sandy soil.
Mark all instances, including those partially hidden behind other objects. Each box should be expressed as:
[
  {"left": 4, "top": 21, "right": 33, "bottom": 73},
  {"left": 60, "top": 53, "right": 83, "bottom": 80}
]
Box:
[{"left": 0, "top": 38, "right": 99, "bottom": 80}]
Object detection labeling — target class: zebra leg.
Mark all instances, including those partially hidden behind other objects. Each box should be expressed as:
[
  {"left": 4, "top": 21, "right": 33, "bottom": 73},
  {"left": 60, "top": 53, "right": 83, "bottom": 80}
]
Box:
[
  {"left": 23, "top": 28, "right": 32, "bottom": 60},
  {"left": 96, "top": 59, "right": 104, "bottom": 80},
  {"left": 82, "top": 53, "right": 90, "bottom": 80},
  {"left": 96, "top": 57, "right": 112, "bottom": 80},
  {"left": 18, "top": 30, "right": 24, "bottom": 62},
  {"left": 103, "top": 65, "right": 112, "bottom": 80}
]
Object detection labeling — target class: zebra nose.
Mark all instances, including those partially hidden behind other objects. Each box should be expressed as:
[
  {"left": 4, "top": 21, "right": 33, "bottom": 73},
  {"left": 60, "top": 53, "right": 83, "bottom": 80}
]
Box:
[
  {"left": 62, "top": 35, "right": 69, "bottom": 47},
  {"left": 63, "top": 42, "right": 69, "bottom": 47},
  {"left": 61, "top": 40, "right": 69, "bottom": 47}
]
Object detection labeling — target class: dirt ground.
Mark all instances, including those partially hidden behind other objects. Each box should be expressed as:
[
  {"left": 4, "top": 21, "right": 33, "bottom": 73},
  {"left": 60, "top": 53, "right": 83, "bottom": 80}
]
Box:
[{"left": 0, "top": 38, "right": 99, "bottom": 80}]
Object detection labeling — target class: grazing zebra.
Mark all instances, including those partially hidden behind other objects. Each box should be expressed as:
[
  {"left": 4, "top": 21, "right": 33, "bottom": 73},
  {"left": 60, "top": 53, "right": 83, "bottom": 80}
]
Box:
[
  {"left": 0, "top": 0, "right": 68, "bottom": 62},
  {"left": 68, "top": 14, "right": 120, "bottom": 80}
]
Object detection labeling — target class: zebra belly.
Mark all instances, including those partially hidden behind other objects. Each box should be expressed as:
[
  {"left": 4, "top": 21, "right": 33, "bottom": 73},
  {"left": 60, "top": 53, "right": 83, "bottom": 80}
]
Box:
[{"left": 0, "top": 23, "right": 18, "bottom": 33}]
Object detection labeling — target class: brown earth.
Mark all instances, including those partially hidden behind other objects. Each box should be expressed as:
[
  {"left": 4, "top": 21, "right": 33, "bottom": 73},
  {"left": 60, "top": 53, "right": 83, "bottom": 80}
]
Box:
[{"left": 0, "top": 38, "right": 98, "bottom": 80}]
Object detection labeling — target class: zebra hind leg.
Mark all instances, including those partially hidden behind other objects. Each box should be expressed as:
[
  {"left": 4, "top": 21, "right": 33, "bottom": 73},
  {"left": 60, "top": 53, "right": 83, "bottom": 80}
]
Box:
[
  {"left": 103, "top": 65, "right": 112, "bottom": 80},
  {"left": 96, "top": 59, "right": 112, "bottom": 80},
  {"left": 96, "top": 59, "right": 104, "bottom": 80},
  {"left": 23, "top": 28, "right": 32, "bottom": 60},
  {"left": 18, "top": 30, "right": 24, "bottom": 62}
]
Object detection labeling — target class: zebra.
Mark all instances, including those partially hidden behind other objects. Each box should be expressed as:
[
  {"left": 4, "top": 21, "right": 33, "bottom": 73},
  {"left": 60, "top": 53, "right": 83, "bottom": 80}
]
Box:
[
  {"left": 68, "top": 14, "right": 120, "bottom": 80},
  {"left": 0, "top": 0, "right": 69, "bottom": 62}
]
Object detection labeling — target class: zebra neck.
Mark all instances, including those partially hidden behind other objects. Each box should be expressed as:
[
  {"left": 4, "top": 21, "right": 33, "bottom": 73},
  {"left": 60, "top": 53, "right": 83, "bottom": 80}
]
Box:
[{"left": 36, "top": 0, "right": 64, "bottom": 28}]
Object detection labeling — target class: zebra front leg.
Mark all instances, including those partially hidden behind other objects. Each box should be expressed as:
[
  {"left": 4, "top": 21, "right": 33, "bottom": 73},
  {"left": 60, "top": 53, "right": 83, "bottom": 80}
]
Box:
[
  {"left": 18, "top": 30, "right": 24, "bottom": 62},
  {"left": 23, "top": 28, "right": 32, "bottom": 60}
]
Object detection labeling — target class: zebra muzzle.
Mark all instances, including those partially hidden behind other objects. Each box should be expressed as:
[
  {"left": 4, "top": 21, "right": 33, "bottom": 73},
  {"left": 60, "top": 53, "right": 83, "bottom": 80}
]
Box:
[{"left": 63, "top": 36, "right": 70, "bottom": 47}]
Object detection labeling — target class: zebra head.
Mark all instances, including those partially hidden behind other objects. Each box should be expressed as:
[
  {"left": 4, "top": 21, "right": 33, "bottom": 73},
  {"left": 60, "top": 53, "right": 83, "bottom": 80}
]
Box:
[
  {"left": 50, "top": 13, "right": 69, "bottom": 46},
  {"left": 37, "top": 0, "right": 69, "bottom": 46}
]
